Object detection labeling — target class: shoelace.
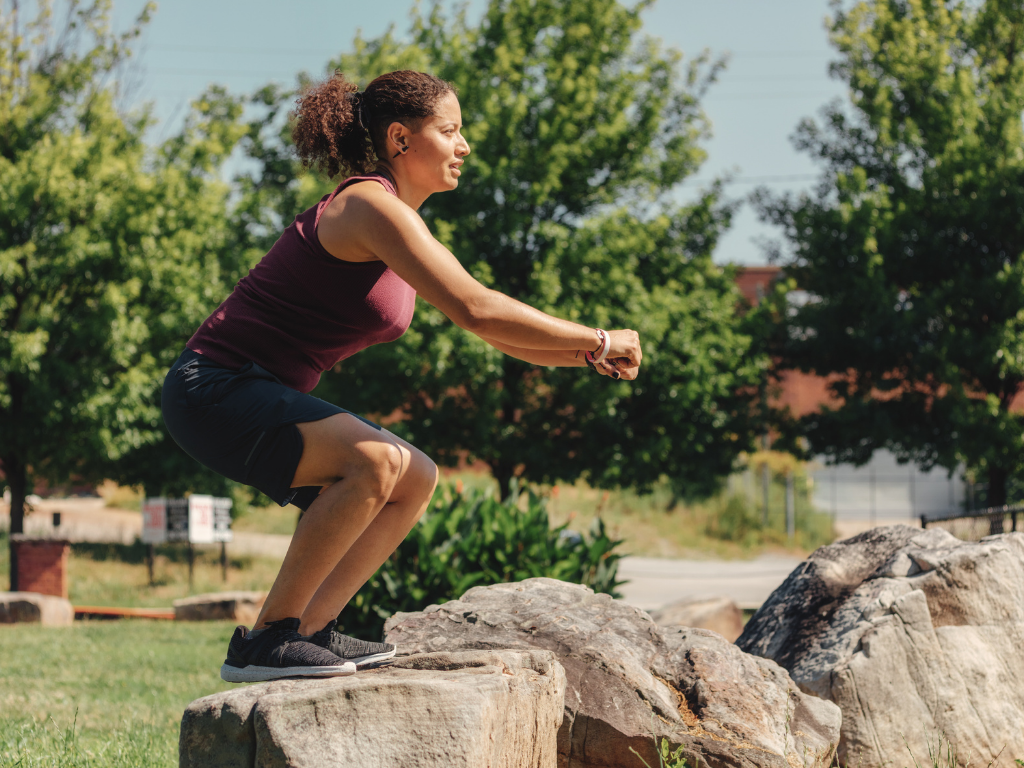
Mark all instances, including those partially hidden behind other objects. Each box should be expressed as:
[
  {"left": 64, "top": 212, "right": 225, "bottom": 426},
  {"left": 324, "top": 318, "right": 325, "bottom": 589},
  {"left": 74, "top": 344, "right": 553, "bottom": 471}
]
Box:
[{"left": 311, "top": 626, "right": 385, "bottom": 655}]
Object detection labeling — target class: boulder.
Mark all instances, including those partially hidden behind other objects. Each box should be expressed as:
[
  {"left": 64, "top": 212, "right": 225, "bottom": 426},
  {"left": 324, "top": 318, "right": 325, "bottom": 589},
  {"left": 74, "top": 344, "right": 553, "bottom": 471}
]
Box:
[
  {"left": 648, "top": 596, "right": 744, "bottom": 642},
  {"left": 179, "top": 650, "right": 564, "bottom": 768},
  {"left": 737, "top": 526, "right": 1024, "bottom": 768},
  {"left": 385, "top": 578, "right": 840, "bottom": 768},
  {"left": 0, "top": 591, "right": 73, "bottom": 626},
  {"left": 173, "top": 591, "right": 265, "bottom": 624}
]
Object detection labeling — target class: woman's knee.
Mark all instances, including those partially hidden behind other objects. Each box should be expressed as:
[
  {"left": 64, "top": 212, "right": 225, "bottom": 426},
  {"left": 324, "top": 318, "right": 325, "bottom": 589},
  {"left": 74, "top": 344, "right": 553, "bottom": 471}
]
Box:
[
  {"left": 351, "top": 439, "right": 404, "bottom": 500},
  {"left": 392, "top": 449, "right": 438, "bottom": 505}
]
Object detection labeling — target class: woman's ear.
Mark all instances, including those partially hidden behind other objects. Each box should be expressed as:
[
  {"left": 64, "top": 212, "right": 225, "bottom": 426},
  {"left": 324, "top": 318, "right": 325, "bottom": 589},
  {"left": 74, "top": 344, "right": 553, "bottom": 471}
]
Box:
[{"left": 387, "top": 121, "right": 409, "bottom": 158}]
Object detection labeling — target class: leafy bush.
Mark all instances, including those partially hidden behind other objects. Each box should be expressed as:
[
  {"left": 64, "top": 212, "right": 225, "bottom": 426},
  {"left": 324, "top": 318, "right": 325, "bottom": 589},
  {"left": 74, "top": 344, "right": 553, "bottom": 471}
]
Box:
[
  {"left": 337, "top": 481, "right": 625, "bottom": 639},
  {"left": 704, "top": 494, "right": 763, "bottom": 545}
]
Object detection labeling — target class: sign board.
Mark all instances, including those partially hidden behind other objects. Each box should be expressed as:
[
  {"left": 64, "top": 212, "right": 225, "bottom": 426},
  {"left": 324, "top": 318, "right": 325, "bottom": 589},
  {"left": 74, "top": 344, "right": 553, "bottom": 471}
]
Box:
[
  {"left": 187, "top": 495, "right": 215, "bottom": 544},
  {"left": 141, "top": 498, "right": 167, "bottom": 544},
  {"left": 166, "top": 498, "right": 190, "bottom": 542},
  {"left": 213, "top": 497, "right": 233, "bottom": 543},
  {"left": 142, "top": 496, "right": 232, "bottom": 544}
]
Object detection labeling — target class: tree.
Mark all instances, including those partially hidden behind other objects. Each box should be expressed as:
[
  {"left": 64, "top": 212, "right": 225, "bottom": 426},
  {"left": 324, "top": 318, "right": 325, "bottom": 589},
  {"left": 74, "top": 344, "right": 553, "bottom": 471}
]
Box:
[
  {"left": 755, "top": 0, "right": 1024, "bottom": 506},
  {"left": 0, "top": 0, "right": 247, "bottom": 586},
  {"left": 240, "top": 0, "right": 767, "bottom": 498}
]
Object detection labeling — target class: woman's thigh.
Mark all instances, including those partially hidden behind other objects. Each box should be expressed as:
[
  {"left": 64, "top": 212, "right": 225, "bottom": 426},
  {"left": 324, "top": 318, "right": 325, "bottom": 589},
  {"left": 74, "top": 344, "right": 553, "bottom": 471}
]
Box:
[{"left": 292, "top": 414, "right": 437, "bottom": 501}]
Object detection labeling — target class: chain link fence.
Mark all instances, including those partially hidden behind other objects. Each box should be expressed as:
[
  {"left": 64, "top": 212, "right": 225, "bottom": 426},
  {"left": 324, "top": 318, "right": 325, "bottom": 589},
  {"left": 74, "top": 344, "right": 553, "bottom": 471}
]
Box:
[{"left": 920, "top": 503, "right": 1024, "bottom": 542}]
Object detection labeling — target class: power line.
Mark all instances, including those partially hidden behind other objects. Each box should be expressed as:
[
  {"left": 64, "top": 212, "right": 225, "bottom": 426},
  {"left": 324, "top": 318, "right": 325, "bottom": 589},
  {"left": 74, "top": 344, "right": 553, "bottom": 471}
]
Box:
[
  {"left": 681, "top": 174, "right": 818, "bottom": 186},
  {"left": 706, "top": 91, "right": 841, "bottom": 100},
  {"left": 145, "top": 43, "right": 837, "bottom": 58}
]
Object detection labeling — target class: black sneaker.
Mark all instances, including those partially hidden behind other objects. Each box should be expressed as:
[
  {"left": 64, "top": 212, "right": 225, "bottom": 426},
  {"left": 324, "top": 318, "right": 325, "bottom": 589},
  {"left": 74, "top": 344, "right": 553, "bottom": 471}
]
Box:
[
  {"left": 307, "top": 622, "right": 397, "bottom": 667},
  {"left": 220, "top": 618, "right": 356, "bottom": 683}
]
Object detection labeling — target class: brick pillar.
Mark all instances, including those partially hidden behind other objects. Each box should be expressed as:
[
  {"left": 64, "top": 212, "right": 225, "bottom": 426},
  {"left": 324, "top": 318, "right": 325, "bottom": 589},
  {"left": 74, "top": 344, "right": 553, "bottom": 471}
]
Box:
[{"left": 10, "top": 536, "right": 70, "bottom": 598}]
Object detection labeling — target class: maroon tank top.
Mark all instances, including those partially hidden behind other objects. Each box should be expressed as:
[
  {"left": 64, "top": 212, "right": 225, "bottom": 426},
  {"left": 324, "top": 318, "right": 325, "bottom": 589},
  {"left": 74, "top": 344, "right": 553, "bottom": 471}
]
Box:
[{"left": 187, "top": 173, "right": 416, "bottom": 393}]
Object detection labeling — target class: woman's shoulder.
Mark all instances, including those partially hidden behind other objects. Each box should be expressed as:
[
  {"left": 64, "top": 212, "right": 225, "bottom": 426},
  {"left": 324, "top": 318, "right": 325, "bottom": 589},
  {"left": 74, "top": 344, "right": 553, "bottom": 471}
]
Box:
[
  {"left": 334, "top": 172, "right": 398, "bottom": 202},
  {"left": 317, "top": 174, "right": 424, "bottom": 261}
]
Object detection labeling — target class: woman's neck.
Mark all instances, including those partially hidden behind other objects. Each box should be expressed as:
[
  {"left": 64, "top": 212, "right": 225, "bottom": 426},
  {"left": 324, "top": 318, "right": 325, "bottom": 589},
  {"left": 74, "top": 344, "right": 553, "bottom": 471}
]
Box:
[{"left": 373, "top": 161, "right": 431, "bottom": 211}]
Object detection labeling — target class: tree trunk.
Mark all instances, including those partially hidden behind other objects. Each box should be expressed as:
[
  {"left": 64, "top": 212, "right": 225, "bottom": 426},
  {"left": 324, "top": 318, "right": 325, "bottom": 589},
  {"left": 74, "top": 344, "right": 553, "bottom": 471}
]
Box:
[
  {"left": 490, "top": 360, "right": 527, "bottom": 502},
  {"left": 4, "top": 455, "right": 27, "bottom": 591},
  {"left": 988, "top": 465, "right": 1008, "bottom": 508},
  {"left": 492, "top": 461, "right": 516, "bottom": 502},
  {"left": 987, "top": 465, "right": 1009, "bottom": 536}
]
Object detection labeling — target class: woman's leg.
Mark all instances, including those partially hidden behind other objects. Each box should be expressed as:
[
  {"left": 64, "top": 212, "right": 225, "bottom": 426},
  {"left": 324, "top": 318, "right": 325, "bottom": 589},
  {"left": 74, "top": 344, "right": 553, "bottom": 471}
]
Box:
[
  {"left": 253, "top": 414, "right": 438, "bottom": 635},
  {"left": 297, "top": 425, "right": 437, "bottom": 634}
]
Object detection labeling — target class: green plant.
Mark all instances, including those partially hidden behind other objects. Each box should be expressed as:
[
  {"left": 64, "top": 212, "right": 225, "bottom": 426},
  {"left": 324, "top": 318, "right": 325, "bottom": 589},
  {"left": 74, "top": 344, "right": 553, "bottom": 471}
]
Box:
[
  {"left": 337, "top": 481, "right": 625, "bottom": 638},
  {"left": 704, "top": 494, "right": 762, "bottom": 545},
  {"left": 630, "top": 737, "right": 692, "bottom": 768}
]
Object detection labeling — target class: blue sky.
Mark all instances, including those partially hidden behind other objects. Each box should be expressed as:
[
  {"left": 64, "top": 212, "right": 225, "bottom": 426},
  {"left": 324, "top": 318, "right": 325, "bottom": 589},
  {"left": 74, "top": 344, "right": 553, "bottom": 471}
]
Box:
[{"left": 110, "top": 0, "right": 848, "bottom": 265}]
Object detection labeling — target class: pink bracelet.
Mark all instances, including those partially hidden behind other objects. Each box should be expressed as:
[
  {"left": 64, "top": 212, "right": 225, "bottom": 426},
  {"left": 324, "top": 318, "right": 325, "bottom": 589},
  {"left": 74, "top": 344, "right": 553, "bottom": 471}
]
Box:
[{"left": 593, "top": 329, "right": 610, "bottom": 363}]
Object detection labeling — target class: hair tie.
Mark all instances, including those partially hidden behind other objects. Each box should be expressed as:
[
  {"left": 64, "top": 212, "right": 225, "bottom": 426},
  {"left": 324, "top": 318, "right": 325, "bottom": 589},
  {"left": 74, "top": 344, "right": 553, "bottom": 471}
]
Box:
[{"left": 347, "top": 90, "right": 368, "bottom": 131}]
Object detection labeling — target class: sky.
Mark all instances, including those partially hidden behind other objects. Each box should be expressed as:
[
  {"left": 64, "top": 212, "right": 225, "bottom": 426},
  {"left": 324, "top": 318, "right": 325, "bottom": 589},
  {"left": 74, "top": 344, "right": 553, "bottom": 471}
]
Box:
[{"left": 108, "top": 0, "right": 849, "bottom": 265}]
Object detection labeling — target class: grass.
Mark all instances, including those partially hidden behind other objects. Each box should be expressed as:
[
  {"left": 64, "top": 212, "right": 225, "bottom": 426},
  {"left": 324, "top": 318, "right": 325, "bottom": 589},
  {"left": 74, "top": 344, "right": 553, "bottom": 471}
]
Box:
[
  {"left": 0, "top": 621, "right": 236, "bottom": 767},
  {"left": 0, "top": 533, "right": 283, "bottom": 606},
  {"left": 230, "top": 503, "right": 301, "bottom": 536}
]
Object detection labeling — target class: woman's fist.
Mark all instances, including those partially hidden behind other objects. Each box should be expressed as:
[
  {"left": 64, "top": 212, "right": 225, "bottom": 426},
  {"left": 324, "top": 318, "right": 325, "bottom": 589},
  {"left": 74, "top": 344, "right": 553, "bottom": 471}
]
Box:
[{"left": 598, "top": 330, "right": 641, "bottom": 380}]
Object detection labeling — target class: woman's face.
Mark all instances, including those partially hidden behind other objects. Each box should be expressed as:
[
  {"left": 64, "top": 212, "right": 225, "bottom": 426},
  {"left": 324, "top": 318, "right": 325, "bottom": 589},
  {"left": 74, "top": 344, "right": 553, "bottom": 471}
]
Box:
[{"left": 402, "top": 92, "right": 471, "bottom": 192}]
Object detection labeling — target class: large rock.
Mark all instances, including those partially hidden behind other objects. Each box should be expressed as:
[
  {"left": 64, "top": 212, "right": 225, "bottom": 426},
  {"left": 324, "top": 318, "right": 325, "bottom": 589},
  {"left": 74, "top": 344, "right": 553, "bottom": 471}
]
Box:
[
  {"left": 649, "top": 596, "right": 744, "bottom": 642},
  {"left": 173, "top": 591, "right": 266, "bottom": 624},
  {"left": 180, "top": 650, "right": 564, "bottom": 768},
  {"left": 385, "top": 578, "right": 840, "bottom": 768},
  {"left": 737, "top": 526, "right": 1024, "bottom": 767},
  {"left": 0, "top": 591, "right": 74, "bottom": 626}
]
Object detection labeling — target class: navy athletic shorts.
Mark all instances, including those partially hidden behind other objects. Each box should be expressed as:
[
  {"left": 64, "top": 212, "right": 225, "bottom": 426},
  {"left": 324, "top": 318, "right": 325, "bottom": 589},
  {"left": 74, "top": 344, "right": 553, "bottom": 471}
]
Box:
[{"left": 161, "top": 348, "right": 381, "bottom": 510}]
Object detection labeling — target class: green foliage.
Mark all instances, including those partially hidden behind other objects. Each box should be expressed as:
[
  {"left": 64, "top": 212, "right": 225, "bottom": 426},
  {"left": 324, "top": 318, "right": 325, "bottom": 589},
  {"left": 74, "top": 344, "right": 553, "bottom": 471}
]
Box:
[
  {"left": 337, "top": 481, "right": 625, "bottom": 638},
  {"left": 236, "top": 0, "right": 767, "bottom": 499},
  {"left": 704, "top": 494, "right": 763, "bottom": 544},
  {"left": 755, "top": 0, "right": 1024, "bottom": 504},
  {"left": 0, "top": 0, "right": 253, "bottom": 534},
  {"left": 630, "top": 737, "right": 693, "bottom": 768}
]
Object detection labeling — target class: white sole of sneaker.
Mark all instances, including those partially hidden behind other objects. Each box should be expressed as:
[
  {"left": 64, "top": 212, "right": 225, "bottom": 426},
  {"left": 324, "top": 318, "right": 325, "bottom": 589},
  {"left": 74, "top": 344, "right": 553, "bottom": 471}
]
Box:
[
  {"left": 350, "top": 648, "right": 398, "bottom": 667},
  {"left": 220, "top": 662, "right": 356, "bottom": 683}
]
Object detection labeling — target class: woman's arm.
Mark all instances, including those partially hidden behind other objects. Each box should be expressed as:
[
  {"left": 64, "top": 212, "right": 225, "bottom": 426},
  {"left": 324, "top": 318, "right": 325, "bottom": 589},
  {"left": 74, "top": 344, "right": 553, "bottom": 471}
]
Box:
[
  {"left": 318, "top": 184, "right": 642, "bottom": 367},
  {"left": 479, "top": 337, "right": 588, "bottom": 367},
  {"left": 479, "top": 337, "right": 638, "bottom": 379}
]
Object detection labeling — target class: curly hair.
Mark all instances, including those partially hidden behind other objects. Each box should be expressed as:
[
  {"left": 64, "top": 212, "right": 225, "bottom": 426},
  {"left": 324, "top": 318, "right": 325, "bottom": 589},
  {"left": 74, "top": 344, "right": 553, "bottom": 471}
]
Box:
[{"left": 291, "top": 70, "right": 455, "bottom": 179}]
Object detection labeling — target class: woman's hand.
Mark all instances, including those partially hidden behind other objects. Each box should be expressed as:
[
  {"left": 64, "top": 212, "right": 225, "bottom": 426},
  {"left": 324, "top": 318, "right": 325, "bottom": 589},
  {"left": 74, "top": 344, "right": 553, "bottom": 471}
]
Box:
[
  {"left": 590, "top": 329, "right": 641, "bottom": 380},
  {"left": 606, "top": 329, "right": 641, "bottom": 367},
  {"left": 593, "top": 357, "right": 640, "bottom": 380}
]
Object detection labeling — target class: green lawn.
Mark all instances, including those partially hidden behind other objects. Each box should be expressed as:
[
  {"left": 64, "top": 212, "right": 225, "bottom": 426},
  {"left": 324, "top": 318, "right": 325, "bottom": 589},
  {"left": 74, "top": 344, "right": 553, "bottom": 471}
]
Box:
[{"left": 0, "top": 621, "right": 236, "bottom": 768}]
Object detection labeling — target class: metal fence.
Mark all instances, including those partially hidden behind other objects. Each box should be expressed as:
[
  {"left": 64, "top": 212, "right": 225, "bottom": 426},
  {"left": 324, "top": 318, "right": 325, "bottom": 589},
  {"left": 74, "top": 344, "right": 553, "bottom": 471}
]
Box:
[
  {"left": 920, "top": 503, "right": 1024, "bottom": 542},
  {"left": 807, "top": 451, "right": 968, "bottom": 524}
]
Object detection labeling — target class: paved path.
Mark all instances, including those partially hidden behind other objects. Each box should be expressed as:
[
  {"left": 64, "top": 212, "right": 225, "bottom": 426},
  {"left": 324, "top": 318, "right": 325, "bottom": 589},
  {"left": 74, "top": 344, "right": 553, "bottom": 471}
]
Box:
[{"left": 616, "top": 554, "right": 804, "bottom": 611}]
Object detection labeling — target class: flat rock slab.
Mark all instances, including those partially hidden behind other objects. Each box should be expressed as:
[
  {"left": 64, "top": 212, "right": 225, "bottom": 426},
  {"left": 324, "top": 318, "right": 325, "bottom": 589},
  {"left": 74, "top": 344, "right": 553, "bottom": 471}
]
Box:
[
  {"left": 0, "top": 591, "right": 73, "bottom": 626},
  {"left": 180, "top": 650, "right": 564, "bottom": 768},
  {"left": 173, "top": 591, "right": 266, "bottom": 624},
  {"left": 385, "top": 578, "right": 841, "bottom": 768},
  {"left": 738, "top": 526, "right": 1024, "bottom": 768},
  {"left": 649, "top": 596, "right": 744, "bottom": 642}
]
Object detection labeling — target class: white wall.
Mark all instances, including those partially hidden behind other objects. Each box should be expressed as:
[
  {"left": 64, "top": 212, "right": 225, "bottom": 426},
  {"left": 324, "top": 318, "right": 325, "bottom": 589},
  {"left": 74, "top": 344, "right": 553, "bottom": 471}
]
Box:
[{"left": 808, "top": 449, "right": 966, "bottom": 522}]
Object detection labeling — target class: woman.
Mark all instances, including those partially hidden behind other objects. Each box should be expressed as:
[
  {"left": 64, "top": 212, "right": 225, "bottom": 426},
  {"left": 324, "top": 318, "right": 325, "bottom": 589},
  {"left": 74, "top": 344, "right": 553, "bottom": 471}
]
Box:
[{"left": 162, "top": 70, "right": 643, "bottom": 683}]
